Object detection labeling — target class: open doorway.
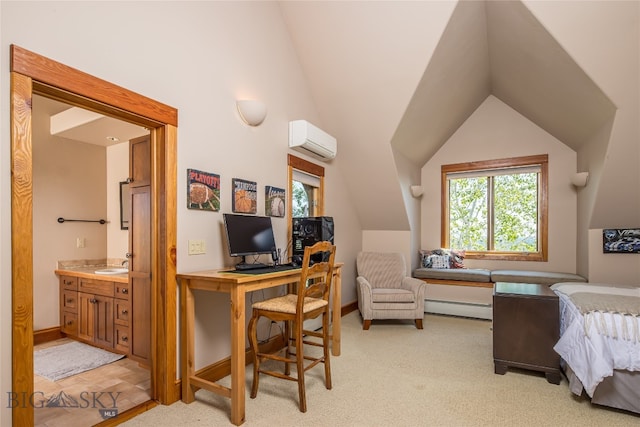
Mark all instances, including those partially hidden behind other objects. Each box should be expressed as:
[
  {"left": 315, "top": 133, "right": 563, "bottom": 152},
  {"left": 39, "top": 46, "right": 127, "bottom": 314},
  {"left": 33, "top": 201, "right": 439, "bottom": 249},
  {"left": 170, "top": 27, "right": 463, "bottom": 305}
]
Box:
[
  {"left": 30, "top": 95, "right": 152, "bottom": 426},
  {"left": 10, "top": 45, "right": 178, "bottom": 426}
]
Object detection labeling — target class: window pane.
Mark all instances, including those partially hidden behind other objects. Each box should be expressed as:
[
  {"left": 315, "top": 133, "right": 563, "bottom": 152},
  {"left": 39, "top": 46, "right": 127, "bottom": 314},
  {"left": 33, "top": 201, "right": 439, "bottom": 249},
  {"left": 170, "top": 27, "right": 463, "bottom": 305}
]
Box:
[
  {"left": 292, "top": 181, "right": 309, "bottom": 217},
  {"left": 449, "top": 177, "right": 488, "bottom": 250},
  {"left": 494, "top": 173, "right": 538, "bottom": 251}
]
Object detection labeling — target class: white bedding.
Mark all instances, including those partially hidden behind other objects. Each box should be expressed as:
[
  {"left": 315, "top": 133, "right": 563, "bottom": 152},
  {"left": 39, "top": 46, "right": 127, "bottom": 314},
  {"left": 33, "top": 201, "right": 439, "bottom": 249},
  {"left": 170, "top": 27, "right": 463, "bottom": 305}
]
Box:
[{"left": 551, "top": 282, "right": 640, "bottom": 397}]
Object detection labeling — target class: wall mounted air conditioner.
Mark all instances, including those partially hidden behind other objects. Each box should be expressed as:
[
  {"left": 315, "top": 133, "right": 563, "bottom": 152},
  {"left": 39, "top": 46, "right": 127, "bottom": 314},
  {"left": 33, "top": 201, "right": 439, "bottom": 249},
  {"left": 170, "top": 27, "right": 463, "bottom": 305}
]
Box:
[{"left": 288, "top": 120, "right": 337, "bottom": 161}]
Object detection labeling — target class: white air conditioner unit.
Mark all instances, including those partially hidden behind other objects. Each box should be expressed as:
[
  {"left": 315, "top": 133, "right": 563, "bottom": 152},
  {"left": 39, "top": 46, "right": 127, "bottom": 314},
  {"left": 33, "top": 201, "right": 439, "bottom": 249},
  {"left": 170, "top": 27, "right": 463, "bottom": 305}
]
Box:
[{"left": 288, "top": 120, "right": 337, "bottom": 161}]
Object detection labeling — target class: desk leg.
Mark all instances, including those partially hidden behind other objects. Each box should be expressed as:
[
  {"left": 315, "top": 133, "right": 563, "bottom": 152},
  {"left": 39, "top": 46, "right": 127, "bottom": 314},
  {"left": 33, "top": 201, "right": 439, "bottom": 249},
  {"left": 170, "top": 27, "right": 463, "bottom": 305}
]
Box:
[
  {"left": 180, "top": 279, "right": 196, "bottom": 403},
  {"left": 332, "top": 268, "right": 341, "bottom": 356},
  {"left": 230, "top": 286, "right": 246, "bottom": 425}
]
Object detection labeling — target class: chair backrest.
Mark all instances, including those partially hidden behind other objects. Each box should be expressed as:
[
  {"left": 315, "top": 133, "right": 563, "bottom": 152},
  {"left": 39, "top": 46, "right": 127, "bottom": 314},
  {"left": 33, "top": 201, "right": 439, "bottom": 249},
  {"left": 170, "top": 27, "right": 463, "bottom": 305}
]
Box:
[
  {"left": 356, "top": 252, "right": 406, "bottom": 289},
  {"left": 297, "top": 241, "right": 337, "bottom": 312}
]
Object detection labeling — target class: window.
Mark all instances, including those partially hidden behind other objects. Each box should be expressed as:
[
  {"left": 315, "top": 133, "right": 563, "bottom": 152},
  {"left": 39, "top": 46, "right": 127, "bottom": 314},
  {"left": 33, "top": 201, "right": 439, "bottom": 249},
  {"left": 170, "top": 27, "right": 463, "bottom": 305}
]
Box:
[
  {"left": 441, "top": 155, "right": 548, "bottom": 261},
  {"left": 291, "top": 171, "right": 321, "bottom": 217},
  {"left": 287, "top": 154, "right": 325, "bottom": 251}
]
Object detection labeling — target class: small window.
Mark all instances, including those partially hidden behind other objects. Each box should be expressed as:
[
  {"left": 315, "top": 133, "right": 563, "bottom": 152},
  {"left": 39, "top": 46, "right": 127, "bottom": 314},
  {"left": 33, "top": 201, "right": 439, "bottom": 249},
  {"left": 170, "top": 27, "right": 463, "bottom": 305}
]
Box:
[
  {"left": 441, "top": 155, "right": 548, "bottom": 261},
  {"left": 287, "top": 154, "right": 325, "bottom": 256}
]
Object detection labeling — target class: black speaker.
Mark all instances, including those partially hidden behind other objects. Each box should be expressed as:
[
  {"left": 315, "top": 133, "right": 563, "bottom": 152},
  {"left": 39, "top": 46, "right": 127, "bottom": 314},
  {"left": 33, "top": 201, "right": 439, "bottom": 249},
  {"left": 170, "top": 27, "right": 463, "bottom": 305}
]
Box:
[{"left": 291, "top": 216, "right": 334, "bottom": 265}]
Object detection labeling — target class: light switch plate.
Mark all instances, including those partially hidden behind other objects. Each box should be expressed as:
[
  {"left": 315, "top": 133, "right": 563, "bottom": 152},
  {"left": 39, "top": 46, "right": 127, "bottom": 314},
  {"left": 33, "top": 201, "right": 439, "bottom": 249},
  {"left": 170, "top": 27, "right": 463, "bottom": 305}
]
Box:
[{"left": 188, "top": 239, "right": 206, "bottom": 255}]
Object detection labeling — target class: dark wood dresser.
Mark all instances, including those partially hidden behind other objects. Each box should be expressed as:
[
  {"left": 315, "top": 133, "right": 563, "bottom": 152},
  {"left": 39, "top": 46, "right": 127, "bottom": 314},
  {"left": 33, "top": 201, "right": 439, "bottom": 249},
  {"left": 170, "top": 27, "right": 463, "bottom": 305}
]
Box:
[{"left": 493, "top": 282, "right": 561, "bottom": 384}]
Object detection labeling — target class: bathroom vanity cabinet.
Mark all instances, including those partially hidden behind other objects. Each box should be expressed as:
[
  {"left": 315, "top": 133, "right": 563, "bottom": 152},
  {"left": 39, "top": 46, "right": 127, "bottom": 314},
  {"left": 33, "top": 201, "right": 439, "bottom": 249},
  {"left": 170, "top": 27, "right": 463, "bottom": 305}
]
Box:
[{"left": 58, "top": 273, "right": 132, "bottom": 355}]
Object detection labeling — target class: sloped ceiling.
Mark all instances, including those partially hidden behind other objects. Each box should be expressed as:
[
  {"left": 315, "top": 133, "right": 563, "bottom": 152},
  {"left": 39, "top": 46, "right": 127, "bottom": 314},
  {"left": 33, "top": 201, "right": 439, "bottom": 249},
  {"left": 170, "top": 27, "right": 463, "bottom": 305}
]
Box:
[
  {"left": 392, "top": 0, "right": 616, "bottom": 165},
  {"left": 281, "top": 0, "right": 616, "bottom": 230}
]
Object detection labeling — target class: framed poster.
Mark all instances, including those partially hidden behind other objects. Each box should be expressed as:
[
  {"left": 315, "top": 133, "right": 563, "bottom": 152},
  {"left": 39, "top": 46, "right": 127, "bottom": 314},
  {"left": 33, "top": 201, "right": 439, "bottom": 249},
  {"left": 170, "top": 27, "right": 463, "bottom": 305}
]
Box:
[
  {"left": 232, "top": 178, "right": 257, "bottom": 214},
  {"left": 265, "top": 186, "right": 285, "bottom": 217},
  {"left": 603, "top": 228, "right": 640, "bottom": 253},
  {"left": 187, "top": 169, "right": 220, "bottom": 211}
]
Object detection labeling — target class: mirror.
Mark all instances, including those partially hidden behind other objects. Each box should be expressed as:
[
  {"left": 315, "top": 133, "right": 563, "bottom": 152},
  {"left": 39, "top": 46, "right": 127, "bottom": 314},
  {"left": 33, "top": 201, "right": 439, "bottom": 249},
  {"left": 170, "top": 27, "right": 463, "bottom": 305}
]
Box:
[{"left": 120, "top": 181, "right": 130, "bottom": 230}]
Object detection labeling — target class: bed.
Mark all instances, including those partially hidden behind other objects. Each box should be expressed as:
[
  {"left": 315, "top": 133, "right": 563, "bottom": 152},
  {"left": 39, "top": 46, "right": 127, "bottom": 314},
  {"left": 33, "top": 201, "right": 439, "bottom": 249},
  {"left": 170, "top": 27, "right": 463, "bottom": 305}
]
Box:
[{"left": 551, "top": 282, "right": 640, "bottom": 414}]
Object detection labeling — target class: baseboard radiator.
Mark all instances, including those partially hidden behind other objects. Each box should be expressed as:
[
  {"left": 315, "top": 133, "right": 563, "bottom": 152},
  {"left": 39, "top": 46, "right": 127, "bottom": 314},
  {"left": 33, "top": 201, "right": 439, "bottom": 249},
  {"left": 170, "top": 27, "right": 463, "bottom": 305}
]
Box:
[{"left": 425, "top": 299, "right": 493, "bottom": 320}]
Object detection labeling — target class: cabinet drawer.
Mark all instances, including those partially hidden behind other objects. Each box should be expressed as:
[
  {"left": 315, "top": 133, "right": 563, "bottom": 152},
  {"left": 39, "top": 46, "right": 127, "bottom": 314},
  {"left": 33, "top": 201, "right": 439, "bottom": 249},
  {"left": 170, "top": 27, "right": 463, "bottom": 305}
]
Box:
[
  {"left": 62, "top": 290, "right": 78, "bottom": 313},
  {"left": 60, "top": 275, "right": 78, "bottom": 291},
  {"left": 115, "top": 325, "right": 130, "bottom": 352},
  {"left": 115, "top": 299, "right": 130, "bottom": 325},
  {"left": 115, "top": 282, "right": 130, "bottom": 300},
  {"left": 61, "top": 311, "right": 78, "bottom": 336},
  {"left": 79, "top": 278, "right": 114, "bottom": 297}
]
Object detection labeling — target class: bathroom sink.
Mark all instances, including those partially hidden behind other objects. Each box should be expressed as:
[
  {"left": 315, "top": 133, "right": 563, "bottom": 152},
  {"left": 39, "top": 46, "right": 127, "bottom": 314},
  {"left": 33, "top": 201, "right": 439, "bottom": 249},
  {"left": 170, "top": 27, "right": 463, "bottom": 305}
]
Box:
[{"left": 94, "top": 268, "right": 129, "bottom": 275}]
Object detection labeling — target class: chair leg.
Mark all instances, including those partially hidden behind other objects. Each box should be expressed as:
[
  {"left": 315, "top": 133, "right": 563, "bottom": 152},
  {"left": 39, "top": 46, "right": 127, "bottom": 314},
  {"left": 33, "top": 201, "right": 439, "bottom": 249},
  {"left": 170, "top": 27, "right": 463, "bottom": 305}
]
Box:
[
  {"left": 362, "top": 319, "right": 371, "bottom": 330},
  {"left": 284, "top": 320, "right": 292, "bottom": 376},
  {"left": 295, "top": 321, "right": 307, "bottom": 413},
  {"left": 248, "top": 311, "right": 260, "bottom": 399},
  {"left": 415, "top": 318, "right": 424, "bottom": 329},
  {"left": 322, "top": 311, "right": 332, "bottom": 390}
]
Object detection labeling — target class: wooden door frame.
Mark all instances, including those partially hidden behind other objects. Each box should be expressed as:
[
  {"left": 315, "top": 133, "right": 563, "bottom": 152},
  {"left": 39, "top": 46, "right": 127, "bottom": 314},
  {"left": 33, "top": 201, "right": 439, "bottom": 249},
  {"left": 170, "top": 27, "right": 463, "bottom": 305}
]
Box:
[{"left": 10, "top": 45, "right": 179, "bottom": 426}]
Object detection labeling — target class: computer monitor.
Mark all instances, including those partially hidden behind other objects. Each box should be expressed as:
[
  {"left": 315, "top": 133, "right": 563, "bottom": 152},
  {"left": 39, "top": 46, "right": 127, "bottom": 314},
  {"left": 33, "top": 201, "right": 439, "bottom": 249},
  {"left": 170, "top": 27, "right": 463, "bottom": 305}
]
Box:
[{"left": 223, "top": 213, "right": 276, "bottom": 269}]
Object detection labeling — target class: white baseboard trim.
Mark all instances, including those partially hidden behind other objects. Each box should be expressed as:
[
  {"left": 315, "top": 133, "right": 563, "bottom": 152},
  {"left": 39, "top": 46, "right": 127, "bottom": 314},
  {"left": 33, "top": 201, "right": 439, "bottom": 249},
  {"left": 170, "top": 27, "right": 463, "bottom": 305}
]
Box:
[{"left": 425, "top": 299, "right": 493, "bottom": 320}]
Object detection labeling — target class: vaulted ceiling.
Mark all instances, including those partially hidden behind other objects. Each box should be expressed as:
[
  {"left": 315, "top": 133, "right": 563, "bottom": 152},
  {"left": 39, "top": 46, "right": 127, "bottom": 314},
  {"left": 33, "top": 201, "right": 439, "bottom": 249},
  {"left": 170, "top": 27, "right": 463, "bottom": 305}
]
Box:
[
  {"left": 280, "top": 0, "right": 617, "bottom": 230},
  {"left": 391, "top": 0, "right": 616, "bottom": 165}
]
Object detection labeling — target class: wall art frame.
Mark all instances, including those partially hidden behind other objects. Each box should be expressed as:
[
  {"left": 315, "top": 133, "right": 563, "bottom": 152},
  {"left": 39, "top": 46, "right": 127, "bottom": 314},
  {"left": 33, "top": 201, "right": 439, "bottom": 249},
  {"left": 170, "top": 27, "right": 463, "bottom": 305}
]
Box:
[{"left": 603, "top": 228, "right": 640, "bottom": 253}]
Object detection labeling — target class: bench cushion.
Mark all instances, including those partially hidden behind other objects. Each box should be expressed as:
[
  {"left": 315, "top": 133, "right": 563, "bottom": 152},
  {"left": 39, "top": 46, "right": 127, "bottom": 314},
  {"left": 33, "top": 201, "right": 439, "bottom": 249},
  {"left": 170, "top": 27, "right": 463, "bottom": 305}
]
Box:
[
  {"left": 490, "top": 269, "right": 586, "bottom": 285},
  {"left": 413, "top": 268, "right": 492, "bottom": 282}
]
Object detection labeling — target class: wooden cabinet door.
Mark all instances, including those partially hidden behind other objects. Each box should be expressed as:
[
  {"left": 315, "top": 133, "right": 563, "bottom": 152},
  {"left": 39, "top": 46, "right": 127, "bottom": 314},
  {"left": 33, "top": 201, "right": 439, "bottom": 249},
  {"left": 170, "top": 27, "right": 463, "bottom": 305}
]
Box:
[
  {"left": 93, "top": 295, "right": 115, "bottom": 349},
  {"left": 129, "top": 135, "right": 150, "bottom": 187},
  {"left": 78, "top": 292, "right": 95, "bottom": 342},
  {"left": 129, "top": 184, "right": 151, "bottom": 365},
  {"left": 78, "top": 292, "right": 114, "bottom": 349}
]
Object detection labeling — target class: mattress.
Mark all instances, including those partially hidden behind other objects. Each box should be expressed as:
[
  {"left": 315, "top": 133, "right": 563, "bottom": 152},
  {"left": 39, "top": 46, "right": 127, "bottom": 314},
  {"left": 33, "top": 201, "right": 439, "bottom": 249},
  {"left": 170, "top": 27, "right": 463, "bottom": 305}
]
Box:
[{"left": 551, "top": 282, "right": 640, "bottom": 397}]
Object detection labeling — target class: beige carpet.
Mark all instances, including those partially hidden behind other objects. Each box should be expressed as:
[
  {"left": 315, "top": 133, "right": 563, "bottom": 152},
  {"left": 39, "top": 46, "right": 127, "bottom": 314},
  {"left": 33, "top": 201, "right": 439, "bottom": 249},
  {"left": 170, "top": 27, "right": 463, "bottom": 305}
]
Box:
[{"left": 123, "top": 311, "right": 639, "bottom": 426}]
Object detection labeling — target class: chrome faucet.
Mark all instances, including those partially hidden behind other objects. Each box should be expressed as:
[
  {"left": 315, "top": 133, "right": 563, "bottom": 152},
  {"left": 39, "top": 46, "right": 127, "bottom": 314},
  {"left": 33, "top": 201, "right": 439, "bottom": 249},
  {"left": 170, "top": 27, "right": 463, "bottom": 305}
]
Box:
[{"left": 121, "top": 259, "right": 129, "bottom": 268}]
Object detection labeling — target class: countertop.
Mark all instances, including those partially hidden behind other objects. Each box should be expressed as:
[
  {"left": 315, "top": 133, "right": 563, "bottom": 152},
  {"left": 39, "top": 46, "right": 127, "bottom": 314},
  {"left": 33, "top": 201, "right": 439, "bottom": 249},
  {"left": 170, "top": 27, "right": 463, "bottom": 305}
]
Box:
[{"left": 55, "top": 258, "right": 129, "bottom": 283}]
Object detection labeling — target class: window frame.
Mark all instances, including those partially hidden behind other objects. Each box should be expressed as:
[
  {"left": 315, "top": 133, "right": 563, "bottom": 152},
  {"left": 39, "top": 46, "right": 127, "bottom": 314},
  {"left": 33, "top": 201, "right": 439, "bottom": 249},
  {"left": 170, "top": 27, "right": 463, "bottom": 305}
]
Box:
[
  {"left": 441, "top": 154, "right": 548, "bottom": 262},
  {"left": 287, "top": 154, "right": 325, "bottom": 256}
]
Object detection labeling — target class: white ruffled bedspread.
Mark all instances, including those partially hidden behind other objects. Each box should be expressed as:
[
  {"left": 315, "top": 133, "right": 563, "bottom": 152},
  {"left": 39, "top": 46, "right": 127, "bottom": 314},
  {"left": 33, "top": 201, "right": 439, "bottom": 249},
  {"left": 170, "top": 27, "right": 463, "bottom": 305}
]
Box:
[{"left": 551, "top": 282, "right": 640, "bottom": 397}]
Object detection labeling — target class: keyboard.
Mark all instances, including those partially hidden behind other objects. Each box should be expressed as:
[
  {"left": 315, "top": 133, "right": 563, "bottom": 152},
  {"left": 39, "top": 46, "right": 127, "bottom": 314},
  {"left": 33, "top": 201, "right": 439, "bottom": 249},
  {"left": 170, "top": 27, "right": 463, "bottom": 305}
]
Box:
[{"left": 232, "top": 263, "right": 298, "bottom": 275}]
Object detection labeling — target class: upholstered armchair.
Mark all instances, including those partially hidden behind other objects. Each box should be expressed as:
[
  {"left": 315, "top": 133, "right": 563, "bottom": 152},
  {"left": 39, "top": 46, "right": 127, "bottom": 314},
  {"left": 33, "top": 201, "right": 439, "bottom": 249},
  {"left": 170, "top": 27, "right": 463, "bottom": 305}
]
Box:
[{"left": 356, "top": 252, "right": 426, "bottom": 330}]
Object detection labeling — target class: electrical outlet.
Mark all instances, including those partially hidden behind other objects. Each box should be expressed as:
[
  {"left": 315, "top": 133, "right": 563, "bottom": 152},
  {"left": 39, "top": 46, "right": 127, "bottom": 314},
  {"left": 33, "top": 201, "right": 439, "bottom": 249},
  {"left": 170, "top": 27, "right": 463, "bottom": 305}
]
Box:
[{"left": 76, "top": 237, "right": 86, "bottom": 248}]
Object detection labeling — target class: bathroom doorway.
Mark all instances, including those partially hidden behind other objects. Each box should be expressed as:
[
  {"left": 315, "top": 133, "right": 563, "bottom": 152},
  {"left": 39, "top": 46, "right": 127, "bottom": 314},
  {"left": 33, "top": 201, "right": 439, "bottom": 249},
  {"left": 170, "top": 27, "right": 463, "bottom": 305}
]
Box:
[{"left": 10, "top": 45, "right": 178, "bottom": 426}]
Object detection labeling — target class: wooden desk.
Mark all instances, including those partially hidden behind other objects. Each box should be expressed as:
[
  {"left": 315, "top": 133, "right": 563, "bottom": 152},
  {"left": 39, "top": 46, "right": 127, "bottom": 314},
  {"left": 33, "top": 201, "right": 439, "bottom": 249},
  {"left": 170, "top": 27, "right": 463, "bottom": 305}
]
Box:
[{"left": 177, "top": 264, "right": 342, "bottom": 425}]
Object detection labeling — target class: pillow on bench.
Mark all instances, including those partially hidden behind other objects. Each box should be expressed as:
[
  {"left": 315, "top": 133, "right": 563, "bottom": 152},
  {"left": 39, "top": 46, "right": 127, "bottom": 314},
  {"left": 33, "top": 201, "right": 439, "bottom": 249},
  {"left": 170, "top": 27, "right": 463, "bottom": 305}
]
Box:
[{"left": 490, "top": 269, "right": 586, "bottom": 285}]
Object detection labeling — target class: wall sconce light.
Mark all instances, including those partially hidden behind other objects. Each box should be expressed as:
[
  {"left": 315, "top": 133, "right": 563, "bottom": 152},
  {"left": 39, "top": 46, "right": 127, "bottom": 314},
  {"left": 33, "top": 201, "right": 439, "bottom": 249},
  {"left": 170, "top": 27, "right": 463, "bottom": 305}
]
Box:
[
  {"left": 571, "top": 172, "right": 589, "bottom": 187},
  {"left": 236, "top": 99, "right": 267, "bottom": 126},
  {"left": 410, "top": 185, "right": 424, "bottom": 198}
]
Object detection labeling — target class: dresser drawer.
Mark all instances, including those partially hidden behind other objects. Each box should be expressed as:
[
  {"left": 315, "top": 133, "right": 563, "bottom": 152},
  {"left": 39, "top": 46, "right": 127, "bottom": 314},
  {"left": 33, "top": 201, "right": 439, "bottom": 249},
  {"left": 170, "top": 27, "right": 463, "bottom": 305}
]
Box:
[
  {"left": 115, "top": 299, "right": 130, "bottom": 325},
  {"left": 115, "top": 325, "right": 130, "bottom": 352},
  {"left": 115, "top": 282, "right": 130, "bottom": 300},
  {"left": 61, "top": 311, "right": 78, "bottom": 336},
  {"left": 79, "top": 278, "right": 114, "bottom": 297},
  {"left": 60, "top": 275, "right": 78, "bottom": 291},
  {"left": 61, "top": 290, "right": 78, "bottom": 313}
]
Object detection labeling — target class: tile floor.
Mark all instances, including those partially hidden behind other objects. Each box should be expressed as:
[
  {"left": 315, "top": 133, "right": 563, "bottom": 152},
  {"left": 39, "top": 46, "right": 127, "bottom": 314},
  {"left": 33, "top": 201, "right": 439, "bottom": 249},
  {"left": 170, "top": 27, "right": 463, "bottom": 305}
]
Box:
[{"left": 34, "top": 338, "right": 151, "bottom": 427}]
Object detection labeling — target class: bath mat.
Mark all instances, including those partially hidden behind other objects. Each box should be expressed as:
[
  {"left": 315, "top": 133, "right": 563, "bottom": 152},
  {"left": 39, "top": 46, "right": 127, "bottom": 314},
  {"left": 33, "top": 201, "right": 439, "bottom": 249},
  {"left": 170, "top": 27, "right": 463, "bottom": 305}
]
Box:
[{"left": 34, "top": 341, "right": 124, "bottom": 382}]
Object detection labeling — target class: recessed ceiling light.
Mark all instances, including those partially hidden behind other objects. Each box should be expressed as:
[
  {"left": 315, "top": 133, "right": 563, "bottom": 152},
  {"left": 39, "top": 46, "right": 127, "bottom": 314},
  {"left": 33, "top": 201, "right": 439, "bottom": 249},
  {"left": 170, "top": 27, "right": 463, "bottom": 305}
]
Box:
[{"left": 106, "top": 136, "right": 119, "bottom": 142}]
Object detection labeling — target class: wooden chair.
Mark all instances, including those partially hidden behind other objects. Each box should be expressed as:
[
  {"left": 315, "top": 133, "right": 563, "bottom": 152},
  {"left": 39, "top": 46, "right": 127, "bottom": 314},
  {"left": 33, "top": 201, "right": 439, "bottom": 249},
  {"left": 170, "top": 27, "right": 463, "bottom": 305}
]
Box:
[{"left": 248, "top": 241, "right": 337, "bottom": 412}]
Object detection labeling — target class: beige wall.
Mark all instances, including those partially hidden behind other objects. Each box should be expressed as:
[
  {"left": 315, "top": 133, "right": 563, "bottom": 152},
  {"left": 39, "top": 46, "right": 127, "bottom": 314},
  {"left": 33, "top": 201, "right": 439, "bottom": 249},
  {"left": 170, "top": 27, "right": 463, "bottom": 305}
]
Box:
[
  {"left": 106, "top": 142, "right": 130, "bottom": 259},
  {"left": 588, "top": 229, "right": 640, "bottom": 285},
  {"left": 421, "top": 95, "right": 578, "bottom": 273},
  {"left": 525, "top": 0, "right": 640, "bottom": 283},
  {"left": 31, "top": 97, "right": 108, "bottom": 330},
  {"left": 31, "top": 100, "right": 130, "bottom": 332},
  {"left": 0, "top": 4, "right": 363, "bottom": 409}
]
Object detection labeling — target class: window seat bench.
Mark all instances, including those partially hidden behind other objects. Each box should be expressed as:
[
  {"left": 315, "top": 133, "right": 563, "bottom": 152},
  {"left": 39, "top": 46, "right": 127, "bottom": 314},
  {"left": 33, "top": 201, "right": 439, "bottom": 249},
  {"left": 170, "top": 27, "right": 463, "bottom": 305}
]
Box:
[
  {"left": 413, "top": 268, "right": 586, "bottom": 288},
  {"left": 413, "top": 268, "right": 586, "bottom": 320}
]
